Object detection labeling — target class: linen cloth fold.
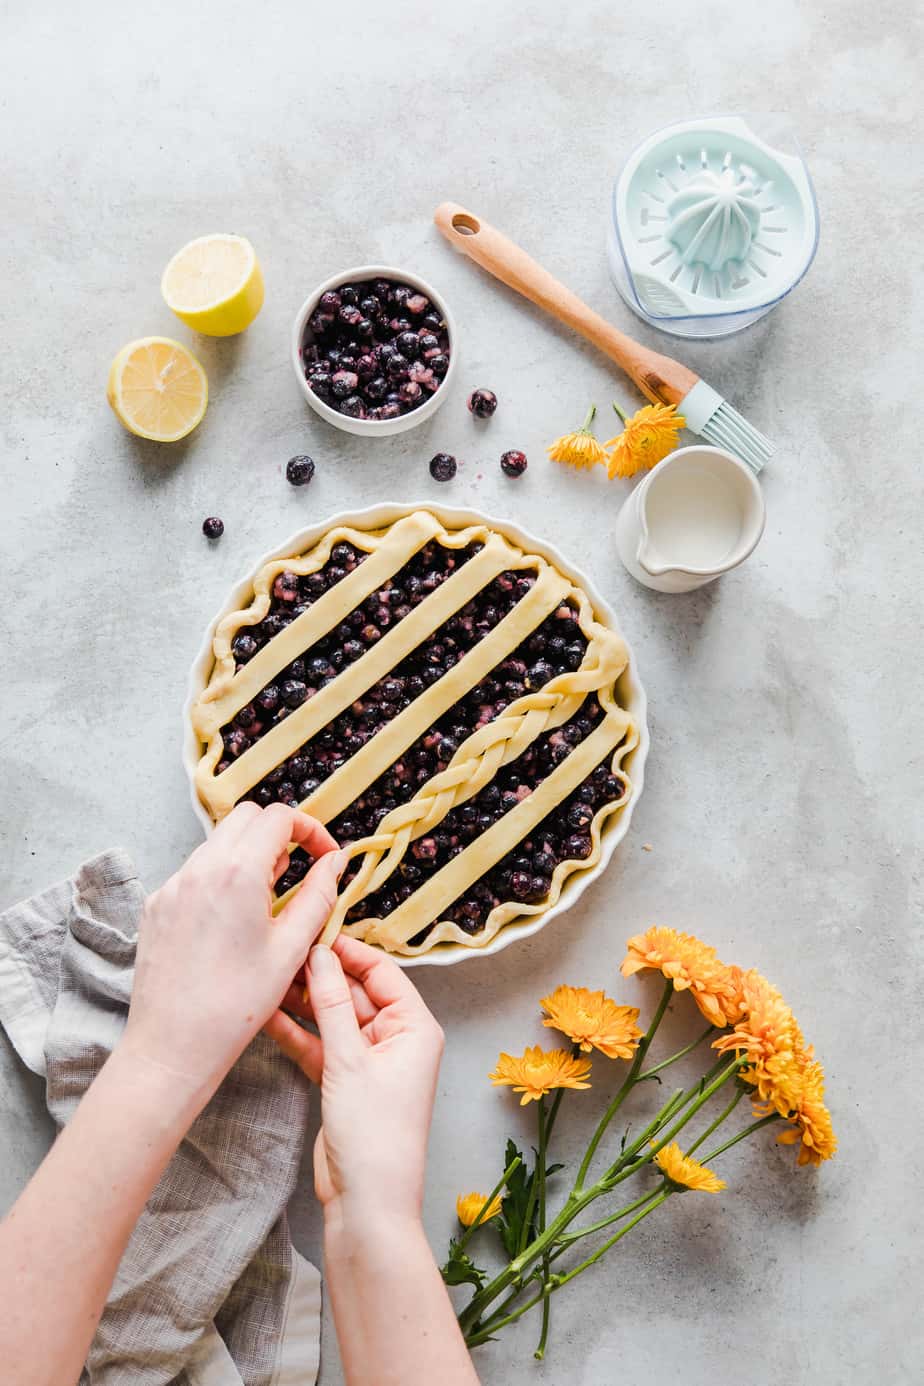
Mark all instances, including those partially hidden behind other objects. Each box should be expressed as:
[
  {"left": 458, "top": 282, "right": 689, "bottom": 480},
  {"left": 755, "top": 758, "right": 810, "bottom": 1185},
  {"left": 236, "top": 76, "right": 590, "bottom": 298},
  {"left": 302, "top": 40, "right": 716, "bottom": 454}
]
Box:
[{"left": 0, "top": 848, "right": 321, "bottom": 1386}]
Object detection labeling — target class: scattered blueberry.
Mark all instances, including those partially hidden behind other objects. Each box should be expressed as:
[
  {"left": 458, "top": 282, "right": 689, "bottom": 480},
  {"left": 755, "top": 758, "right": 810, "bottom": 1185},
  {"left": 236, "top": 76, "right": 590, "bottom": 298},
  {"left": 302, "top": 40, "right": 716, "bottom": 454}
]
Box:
[
  {"left": 468, "top": 388, "right": 498, "bottom": 418},
  {"left": 202, "top": 516, "right": 224, "bottom": 539},
  {"left": 500, "top": 449, "right": 528, "bottom": 477},
  {"left": 429, "top": 452, "right": 457, "bottom": 482},
  {"left": 286, "top": 455, "right": 315, "bottom": 487}
]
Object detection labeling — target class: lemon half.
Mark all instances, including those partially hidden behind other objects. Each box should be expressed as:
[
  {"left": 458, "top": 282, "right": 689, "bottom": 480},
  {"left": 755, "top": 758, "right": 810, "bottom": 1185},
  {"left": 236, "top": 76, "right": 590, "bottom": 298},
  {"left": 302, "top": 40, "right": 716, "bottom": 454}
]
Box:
[
  {"left": 107, "top": 337, "right": 208, "bottom": 442},
  {"left": 161, "top": 233, "right": 264, "bottom": 336}
]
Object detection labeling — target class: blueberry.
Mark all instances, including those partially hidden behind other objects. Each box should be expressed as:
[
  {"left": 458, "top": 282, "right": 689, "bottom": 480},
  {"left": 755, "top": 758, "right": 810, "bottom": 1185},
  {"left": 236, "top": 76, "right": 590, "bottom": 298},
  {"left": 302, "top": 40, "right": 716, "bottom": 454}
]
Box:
[
  {"left": 527, "top": 659, "right": 555, "bottom": 689},
  {"left": 468, "top": 388, "right": 497, "bottom": 418},
  {"left": 429, "top": 452, "right": 457, "bottom": 482},
  {"left": 510, "top": 870, "right": 532, "bottom": 899},
  {"left": 273, "top": 571, "right": 300, "bottom": 602},
  {"left": 563, "top": 833, "right": 593, "bottom": 860},
  {"left": 319, "top": 290, "right": 342, "bottom": 313},
  {"left": 422, "top": 310, "right": 444, "bottom": 330},
  {"left": 253, "top": 785, "right": 274, "bottom": 807},
  {"left": 257, "top": 684, "right": 280, "bottom": 713},
  {"left": 232, "top": 632, "right": 258, "bottom": 663},
  {"left": 281, "top": 679, "right": 308, "bottom": 708},
  {"left": 339, "top": 285, "right": 360, "bottom": 306},
  {"left": 378, "top": 342, "right": 398, "bottom": 363},
  {"left": 429, "top": 353, "right": 450, "bottom": 378},
  {"left": 224, "top": 727, "right": 248, "bottom": 758},
  {"left": 386, "top": 351, "right": 409, "bottom": 379},
  {"left": 331, "top": 370, "right": 359, "bottom": 399},
  {"left": 338, "top": 304, "right": 363, "bottom": 330},
  {"left": 399, "top": 380, "right": 423, "bottom": 406},
  {"left": 389, "top": 317, "right": 412, "bottom": 335},
  {"left": 357, "top": 317, "right": 375, "bottom": 339},
  {"left": 340, "top": 396, "right": 367, "bottom": 419},
  {"left": 286, "top": 455, "right": 315, "bottom": 486},
  {"left": 360, "top": 295, "right": 380, "bottom": 317},
  {"left": 365, "top": 375, "right": 389, "bottom": 401},
  {"left": 413, "top": 836, "right": 438, "bottom": 860},
  {"left": 343, "top": 639, "right": 364, "bottom": 661},
  {"left": 388, "top": 285, "right": 412, "bottom": 307},
  {"left": 396, "top": 330, "right": 419, "bottom": 356},
  {"left": 567, "top": 802, "right": 593, "bottom": 829},
  {"left": 308, "top": 309, "right": 333, "bottom": 336},
  {"left": 308, "top": 373, "right": 333, "bottom": 401},
  {"left": 356, "top": 353, "right": 377, "bottom": 380},
  {"left": 235, "top": 704, "right": 257, "bottom": 729},
  {"left": 202, "top": 516, "right": 224, "bottom": 539},
  {"left": 418, "top": 332, "right": 440, "bottom": 354},
  {"left": 501, "top": 449, "right": 528, "bottom": 477}
]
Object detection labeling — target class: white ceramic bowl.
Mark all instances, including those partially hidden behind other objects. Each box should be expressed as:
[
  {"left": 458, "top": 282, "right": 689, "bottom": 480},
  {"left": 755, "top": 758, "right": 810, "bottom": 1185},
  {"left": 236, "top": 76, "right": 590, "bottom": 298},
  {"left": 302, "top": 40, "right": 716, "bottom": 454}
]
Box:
[
  {"left": 182, "top": 503, "right": 649, "bottom": 966},
  {"left": 291, "top": 265, "right": 458, "bottom": 437}
]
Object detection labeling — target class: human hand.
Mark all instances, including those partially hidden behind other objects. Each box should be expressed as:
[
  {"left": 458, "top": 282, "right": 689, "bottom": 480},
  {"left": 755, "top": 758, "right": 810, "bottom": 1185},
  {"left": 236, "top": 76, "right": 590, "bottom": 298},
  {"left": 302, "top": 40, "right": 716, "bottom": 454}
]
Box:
[
  {"left": 122, "top": 803, "right": 345, "bottom": 1095},
  {"left": 265, "top": 936, "right": 444, "bottom": 1225}
]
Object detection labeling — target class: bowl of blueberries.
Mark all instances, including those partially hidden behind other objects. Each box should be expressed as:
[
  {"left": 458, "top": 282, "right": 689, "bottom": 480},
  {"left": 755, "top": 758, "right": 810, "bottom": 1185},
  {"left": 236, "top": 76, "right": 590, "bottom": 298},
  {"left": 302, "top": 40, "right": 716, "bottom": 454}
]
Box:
[{"left": 292, "top": 266, "right": 457, "bottom": 436}]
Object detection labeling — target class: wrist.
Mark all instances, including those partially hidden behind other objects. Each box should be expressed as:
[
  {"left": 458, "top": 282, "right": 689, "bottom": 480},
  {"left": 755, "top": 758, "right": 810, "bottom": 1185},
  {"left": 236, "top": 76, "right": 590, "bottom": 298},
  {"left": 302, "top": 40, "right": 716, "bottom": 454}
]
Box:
[
  {"left": 106, "top": 1041, "right": 215, "bottom": 1129},
  {"left": 323, "top": 1194, "right": 424, "bottom": 1247}
]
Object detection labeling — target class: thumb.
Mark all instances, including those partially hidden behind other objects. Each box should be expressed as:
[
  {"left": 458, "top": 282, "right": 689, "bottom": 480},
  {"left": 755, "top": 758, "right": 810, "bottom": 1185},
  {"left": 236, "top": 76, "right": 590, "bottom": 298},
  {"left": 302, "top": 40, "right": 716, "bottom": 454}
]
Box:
[
  {"left": 277, "top": 849, "right": 348, "bottom": 960},
  {"left": 308, "top": 943, "right": 363, "bottom": 1063}
]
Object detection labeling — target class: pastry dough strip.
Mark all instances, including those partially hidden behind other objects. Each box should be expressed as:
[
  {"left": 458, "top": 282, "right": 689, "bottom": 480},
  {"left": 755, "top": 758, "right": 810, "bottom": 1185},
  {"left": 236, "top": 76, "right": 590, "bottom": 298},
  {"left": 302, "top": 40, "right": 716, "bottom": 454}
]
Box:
[
  {"left": 193, "top": 511, "right": 443, "bottom": 735},
  {"left": 199, "top": 536, "right": 520, "bottom": 817},
  {"left": 301, "top": 564, "right": 571, "bottom": 825},
  {"left": 360, "top": 712, "right": 631, "bottom": 949}
]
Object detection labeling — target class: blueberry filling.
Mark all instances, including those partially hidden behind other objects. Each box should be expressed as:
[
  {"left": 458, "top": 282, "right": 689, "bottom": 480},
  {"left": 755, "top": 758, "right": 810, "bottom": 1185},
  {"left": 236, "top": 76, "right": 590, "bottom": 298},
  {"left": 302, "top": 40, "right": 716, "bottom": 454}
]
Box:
[{"left": 301, "top": 277, "right": 450, "bottom": 421}]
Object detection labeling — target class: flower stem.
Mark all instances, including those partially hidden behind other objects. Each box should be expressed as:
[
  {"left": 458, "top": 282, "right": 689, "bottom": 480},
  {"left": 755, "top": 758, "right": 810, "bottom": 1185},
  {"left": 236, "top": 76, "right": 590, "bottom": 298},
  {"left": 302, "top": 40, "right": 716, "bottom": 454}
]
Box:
[
  {"left": 575, "top": 978, "right": 673, "bottom": 1191},
  {"left": 685, "top": 1087, "right": 744, "bottom": 1157},
  {"left": 456, "top": 1154, "right": 521, "bottom": 1252},
  {"left": 612, "top": 401, "right": 629, "bottom": 425},
  {"left": 638, "top": 1023, "right": 714, "bottom": 1081},
  {"left": 701, "top": 1112, "right": 781, "bottom": 1163},
  {"left": 580, "top": 404, "right": 597, "bottom": 432},
  {"left": 534, "top": 1097, "right": 551, "bottom": 1359},
  {"left": 552, "top": 1185, "right": 664, "bottom": 1251}
]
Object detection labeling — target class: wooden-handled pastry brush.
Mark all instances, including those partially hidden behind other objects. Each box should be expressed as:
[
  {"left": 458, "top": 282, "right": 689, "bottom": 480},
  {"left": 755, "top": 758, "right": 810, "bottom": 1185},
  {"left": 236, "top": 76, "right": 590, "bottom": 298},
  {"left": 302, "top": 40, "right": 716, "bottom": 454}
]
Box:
[{"left": 434, "top": 203, "right": 774, "bottom": 473}]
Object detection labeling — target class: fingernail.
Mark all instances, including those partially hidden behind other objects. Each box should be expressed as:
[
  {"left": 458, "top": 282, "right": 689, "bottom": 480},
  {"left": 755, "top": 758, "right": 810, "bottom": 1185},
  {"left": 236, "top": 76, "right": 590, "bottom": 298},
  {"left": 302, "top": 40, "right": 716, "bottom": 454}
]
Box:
[
  {"left": 330, "top": 848, "right": 350, "bottom": 881},
  {"left": 310, "top": 944, "right": 337, "bottom": 976}
]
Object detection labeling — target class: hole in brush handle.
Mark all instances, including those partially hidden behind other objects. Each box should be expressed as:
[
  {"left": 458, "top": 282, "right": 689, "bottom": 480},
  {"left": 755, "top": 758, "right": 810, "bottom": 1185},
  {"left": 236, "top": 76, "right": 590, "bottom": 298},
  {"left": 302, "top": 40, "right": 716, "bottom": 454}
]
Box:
[{"left": 451, "top": 212, "right": 481, "bottom": 237}]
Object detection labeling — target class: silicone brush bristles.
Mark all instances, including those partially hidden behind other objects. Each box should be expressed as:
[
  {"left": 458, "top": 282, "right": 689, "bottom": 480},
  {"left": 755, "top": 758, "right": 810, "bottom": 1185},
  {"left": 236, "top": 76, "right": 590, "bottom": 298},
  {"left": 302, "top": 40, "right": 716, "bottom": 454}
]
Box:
[{"left": 699, "top": 400, "right": 774, "bottom": 474}]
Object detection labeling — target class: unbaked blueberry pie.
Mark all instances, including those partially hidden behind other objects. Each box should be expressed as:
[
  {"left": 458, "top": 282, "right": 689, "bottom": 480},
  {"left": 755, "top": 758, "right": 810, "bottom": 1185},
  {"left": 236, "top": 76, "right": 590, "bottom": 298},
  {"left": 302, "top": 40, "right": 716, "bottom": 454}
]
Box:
[{"left": 191, "top": 511, "right": 638, "bottom": 956}]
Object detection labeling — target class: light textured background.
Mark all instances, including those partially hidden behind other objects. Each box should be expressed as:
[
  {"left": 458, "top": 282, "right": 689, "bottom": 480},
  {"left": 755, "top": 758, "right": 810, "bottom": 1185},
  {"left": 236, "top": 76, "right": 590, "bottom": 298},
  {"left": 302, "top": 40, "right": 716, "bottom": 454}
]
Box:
[{"left": 1, "top": 2, "right": 921, "bottom": 1382}]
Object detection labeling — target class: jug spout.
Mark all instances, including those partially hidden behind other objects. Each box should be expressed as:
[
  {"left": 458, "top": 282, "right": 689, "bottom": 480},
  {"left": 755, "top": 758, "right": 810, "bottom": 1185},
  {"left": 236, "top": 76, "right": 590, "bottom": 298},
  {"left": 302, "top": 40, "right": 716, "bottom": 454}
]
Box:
[{"left": 636, "top": 540, "right": 673, "bottom": 578}]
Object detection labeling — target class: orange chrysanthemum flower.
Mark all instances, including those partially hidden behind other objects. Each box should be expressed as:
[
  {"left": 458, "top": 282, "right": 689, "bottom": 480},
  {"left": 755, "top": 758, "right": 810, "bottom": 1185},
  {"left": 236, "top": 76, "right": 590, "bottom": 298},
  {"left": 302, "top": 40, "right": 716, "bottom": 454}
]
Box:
[
  {"left": 775, "top": 1058, "right": 837, "bottom": 1167},
  {"left": 541, "top": 985, "right": 642, "bottom": 1059},
  {"left": 654, "top": 1141, "right": 726, "bottom": 1193},
  {"left": 547, "top": 404, "right": 607, "bottom": 470},
  {"left": 621, "top": 927, "right": 745, "bottom": 1028},
  {"left": 456, "top": 1190, "right": 504, "bottom": 1226},
  {"left": 713, "top": 970, "right": 806, "bottom": 1112},
  {"left": 490, "top": 1045, "right": 592, "bottom": 1106},
  {"left": 604, "top": 402, "right": 685, "bottom": 479}
]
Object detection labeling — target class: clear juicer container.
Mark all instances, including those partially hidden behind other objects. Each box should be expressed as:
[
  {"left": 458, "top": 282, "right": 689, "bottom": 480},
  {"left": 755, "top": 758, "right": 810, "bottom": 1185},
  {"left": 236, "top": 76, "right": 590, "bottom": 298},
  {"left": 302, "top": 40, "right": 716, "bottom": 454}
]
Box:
[{"left": 607, "top": 114, "right": 819, "bottom": 339}]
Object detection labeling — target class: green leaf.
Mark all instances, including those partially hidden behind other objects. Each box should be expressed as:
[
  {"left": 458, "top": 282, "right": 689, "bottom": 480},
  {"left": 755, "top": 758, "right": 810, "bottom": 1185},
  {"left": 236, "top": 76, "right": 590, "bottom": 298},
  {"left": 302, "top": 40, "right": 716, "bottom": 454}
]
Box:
[
  {"left": 441, "top": 1238, "right": 487, "bottom": 1289},
  {"left": 497, "top": 1139, "right": 535, "bottom": 1258}
]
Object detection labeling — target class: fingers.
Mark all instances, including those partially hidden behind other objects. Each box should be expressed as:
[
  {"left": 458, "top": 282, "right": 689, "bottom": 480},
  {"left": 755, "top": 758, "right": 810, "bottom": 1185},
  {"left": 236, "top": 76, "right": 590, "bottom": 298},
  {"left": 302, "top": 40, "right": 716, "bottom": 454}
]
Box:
[
  {"left": 237, "top": 803, "right": 340, "bottom": 878},
  {"left": 280, "top": 975, "right": 378, "bottom": 1029},
  {"left": 277, "top": 849, "right": 349, "bottom": 955},
  {"left": 307, "top": 944, "right": 363, "bottom": 1063},
  {"left": 333, "top": 935, "right": 433, "bottom": 1018},
  {"left": 264, "top": 1009, "right": 323, "bottom": 1084}
]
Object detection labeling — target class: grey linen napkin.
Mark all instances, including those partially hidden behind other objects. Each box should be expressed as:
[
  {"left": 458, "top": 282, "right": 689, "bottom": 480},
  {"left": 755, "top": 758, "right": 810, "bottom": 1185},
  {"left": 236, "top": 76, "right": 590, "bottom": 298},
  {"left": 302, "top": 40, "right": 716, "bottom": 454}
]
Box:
[{"left": 0, "top": 849, "right": 321, "bottom": 1386}]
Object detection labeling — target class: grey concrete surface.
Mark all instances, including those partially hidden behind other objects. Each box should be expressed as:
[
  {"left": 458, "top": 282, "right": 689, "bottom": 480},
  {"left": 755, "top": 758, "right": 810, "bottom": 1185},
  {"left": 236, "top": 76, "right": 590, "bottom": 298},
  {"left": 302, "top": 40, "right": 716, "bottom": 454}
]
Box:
[{"left": 1, "top": 1, "right": 921, "bottom": 1382}]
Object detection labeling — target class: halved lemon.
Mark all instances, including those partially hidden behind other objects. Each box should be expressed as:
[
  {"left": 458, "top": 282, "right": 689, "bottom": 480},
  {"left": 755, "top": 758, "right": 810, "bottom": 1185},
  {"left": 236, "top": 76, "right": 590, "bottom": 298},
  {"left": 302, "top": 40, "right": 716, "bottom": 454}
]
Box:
[
  {"left": 107, "top": 337, "right": 208, "bottom": 442},
  {"left": 161, "top": 233, "right": 264, "bottom": 336}
]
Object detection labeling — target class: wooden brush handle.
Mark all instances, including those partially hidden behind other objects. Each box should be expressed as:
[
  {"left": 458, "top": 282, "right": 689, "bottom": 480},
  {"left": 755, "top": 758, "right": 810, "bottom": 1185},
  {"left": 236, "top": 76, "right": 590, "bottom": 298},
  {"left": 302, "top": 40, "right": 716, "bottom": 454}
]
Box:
[{"left": 434, "top": 202, "right": 699, "bottom": 408}]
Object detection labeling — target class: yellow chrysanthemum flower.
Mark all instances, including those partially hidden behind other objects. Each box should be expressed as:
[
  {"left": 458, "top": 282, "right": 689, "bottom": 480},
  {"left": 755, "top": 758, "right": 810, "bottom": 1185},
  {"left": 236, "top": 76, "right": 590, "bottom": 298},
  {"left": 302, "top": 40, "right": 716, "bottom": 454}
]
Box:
[
  {"left": 541, "top": 985, "right": 642, "bottom": 1059},
  {"left": 713, "top": 970, "right": 806, "bottom": 1111},
  {"left": 490, "top": 1045, "right": 592, "bottom": 1106},
  {"left": 654, "top": 1141, "right": 726, "bottom": 1193},
  {"left": 456, "top": 1190, "right": 504, "bottom": 1226},
  {"left": 604, "top": 401, "right": 685, "bottom": 479},
  {"left": 621, "top": 927, "right": 745, "bottom": 1028},
  {"left": 775, "top": 1058, "right": 837, "bottom": 1167},
  {"left": 547, "top": 404, "right": 607, "bottom": 470}
]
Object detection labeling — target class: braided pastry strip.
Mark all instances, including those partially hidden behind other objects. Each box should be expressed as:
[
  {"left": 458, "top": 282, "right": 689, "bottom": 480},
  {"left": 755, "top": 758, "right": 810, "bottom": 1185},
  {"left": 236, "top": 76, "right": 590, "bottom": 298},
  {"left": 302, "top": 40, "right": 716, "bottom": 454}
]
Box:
[{"left": 321, "top": 629, "right": 628, "bottom": 940}]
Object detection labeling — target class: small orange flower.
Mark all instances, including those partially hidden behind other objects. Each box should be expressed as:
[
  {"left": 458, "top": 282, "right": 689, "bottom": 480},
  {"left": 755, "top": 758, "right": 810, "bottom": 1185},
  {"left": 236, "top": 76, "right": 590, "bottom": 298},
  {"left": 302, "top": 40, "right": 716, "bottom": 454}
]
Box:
[
  {"left": 775, "top": 1058, "right": 837, "bottom": 1167},
  {"left": 541, "top": 985, "right": 642, "bottom": 1059},
  {"left": 621, "top": 927, "right": 744, "bottom": 1028},
  {"left": 547, "top": 404, "right": 607, "bottom": 470},
  {"left": 604, "top": 401, "right": 685, "bottom": 478},
  {"left": 713, "top": 970, "right": 806, "bottom": 1111},
  {"left": 456, "top": 1190, "right": 504, "bottom": 1226},
  {"left": 654, "top": 1141, "right": 726, "bottom": 1193},
  {"left": 490, "top": 1045, "right": 592, "bottom": 1106}
]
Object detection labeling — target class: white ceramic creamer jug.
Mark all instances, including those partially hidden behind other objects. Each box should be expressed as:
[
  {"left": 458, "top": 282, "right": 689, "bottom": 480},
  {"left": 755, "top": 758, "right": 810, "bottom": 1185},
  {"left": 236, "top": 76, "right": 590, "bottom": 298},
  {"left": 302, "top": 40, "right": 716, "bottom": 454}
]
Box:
[{"left": 614, "top": 445, "right": 766, "bottom": 593}]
